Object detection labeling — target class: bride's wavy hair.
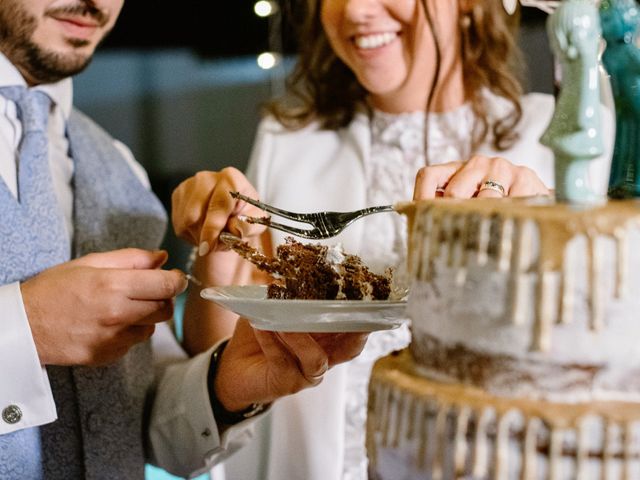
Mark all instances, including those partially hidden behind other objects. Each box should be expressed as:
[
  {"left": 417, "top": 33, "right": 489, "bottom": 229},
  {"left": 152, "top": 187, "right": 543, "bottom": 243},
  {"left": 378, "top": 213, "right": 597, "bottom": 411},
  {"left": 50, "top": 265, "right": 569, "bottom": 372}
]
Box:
[{"left": 266, "top": 0, "right": 524, "bottom": 152}]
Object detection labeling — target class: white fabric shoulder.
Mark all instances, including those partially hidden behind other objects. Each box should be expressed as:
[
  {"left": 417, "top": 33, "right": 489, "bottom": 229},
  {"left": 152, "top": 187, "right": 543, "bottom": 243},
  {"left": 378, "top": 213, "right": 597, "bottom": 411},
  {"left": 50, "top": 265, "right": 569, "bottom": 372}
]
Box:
[
  {"left": 518, "top": 92, "right": 556, "bottom": 133},
  {"left": 254, "top": 114, "right": 320, "bottom": 135},
  {"left": 522, "top": 91, "right": 555, "bottom": 109},
  {"left": 255, "top": 111, "right": 369, "bottom": 136}
]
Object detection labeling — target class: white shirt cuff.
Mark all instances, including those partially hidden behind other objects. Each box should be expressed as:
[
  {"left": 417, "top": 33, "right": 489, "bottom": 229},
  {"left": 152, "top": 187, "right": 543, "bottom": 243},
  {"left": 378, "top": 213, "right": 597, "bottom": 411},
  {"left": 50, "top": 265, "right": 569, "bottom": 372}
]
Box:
[
  {"left": 148, "top": 340, "right": 264, "bottom": 477},
  {"left": 0, "top": 282, "right": 56, "bottom": 434}
]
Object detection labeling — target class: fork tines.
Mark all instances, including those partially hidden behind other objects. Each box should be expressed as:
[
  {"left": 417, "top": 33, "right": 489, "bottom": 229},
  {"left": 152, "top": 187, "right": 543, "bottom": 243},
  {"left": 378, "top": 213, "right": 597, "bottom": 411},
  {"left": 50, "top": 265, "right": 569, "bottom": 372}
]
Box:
[
  {"left": 231, "top": 191, "right": 310, "bottom": 222},
  {"left": 231, "top": 191, "right": 321, "bottom": 239}
]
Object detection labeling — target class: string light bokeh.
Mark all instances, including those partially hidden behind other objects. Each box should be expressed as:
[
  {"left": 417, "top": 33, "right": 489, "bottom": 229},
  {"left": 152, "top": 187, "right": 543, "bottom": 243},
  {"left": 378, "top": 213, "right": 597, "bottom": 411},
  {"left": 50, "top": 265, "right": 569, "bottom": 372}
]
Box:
[{"left": 253, "top": 0, "right": 286, "bottom": 97}]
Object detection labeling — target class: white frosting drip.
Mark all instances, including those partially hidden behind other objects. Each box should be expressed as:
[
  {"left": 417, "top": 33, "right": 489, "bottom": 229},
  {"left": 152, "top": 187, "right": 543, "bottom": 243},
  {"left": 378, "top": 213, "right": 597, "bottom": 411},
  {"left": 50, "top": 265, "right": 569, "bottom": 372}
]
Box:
[
  {"left": 406, "top": 201, "right": 640, "bottom": 402},
  {"left": 409, "top": 235, "right": 640, "bottom": 368}
]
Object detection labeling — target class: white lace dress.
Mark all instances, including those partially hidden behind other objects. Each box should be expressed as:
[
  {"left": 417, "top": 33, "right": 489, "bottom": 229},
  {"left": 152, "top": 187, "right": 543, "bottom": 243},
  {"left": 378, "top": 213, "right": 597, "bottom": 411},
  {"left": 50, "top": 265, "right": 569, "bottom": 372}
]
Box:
[{"left": 341, "top": 105, "right": 476, "bottom": 480}]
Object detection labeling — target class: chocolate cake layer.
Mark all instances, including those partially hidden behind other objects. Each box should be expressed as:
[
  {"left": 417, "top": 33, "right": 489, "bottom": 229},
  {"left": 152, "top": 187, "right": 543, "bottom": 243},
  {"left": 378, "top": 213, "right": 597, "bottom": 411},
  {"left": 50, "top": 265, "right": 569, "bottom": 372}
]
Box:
[{"left": 410, "top": 333, "right": 640, "bottom": 400}]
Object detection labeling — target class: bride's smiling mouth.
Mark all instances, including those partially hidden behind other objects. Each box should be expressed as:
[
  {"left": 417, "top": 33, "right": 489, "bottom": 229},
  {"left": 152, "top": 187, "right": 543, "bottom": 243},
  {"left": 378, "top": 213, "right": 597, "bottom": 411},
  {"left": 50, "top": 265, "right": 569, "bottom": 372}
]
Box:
[{"left": 352, "top": 31, "right": 399, "bottom": 50}]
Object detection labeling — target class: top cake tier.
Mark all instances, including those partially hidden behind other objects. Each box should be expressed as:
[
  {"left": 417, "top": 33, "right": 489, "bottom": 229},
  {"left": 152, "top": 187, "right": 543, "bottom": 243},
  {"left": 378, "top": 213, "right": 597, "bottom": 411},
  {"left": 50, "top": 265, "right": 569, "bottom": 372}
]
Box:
[{"left": 402, "top": 198, "right": 640, "bottom": 403}]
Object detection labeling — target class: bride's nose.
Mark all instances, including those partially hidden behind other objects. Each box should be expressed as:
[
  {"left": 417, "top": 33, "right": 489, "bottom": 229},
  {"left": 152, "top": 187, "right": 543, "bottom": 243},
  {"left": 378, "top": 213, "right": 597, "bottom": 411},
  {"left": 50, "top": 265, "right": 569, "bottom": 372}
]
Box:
[{"left": 343, "top": 0, "right": 382, "bottom": 23}]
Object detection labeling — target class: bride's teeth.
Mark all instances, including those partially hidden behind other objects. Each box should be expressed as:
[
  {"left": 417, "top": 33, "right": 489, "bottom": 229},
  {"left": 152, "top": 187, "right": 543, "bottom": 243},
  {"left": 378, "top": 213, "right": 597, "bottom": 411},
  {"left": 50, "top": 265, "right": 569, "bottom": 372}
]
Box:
[{"left": 355, "top": 32, "right": 396, "bottom": 49}]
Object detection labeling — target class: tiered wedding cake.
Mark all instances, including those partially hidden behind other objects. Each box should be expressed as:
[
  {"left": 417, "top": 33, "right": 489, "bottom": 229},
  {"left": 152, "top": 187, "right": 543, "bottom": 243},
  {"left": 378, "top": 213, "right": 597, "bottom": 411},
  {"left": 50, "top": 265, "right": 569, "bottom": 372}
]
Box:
[{"left": 367, "top": 198, "right": 640, "bottom": 479}]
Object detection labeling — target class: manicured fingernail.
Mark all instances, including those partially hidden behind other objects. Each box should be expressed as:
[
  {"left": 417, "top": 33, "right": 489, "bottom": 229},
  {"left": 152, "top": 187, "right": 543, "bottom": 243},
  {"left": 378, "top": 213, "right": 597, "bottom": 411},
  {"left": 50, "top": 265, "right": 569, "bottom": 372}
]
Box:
[{"left": 198, "top": 241, "right": 210, "bottom": 256}]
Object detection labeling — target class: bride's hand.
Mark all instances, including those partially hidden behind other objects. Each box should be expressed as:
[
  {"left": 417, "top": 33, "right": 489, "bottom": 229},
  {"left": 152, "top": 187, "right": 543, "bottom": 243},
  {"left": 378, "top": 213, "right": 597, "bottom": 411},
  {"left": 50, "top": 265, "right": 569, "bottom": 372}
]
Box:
[
  {"left": 171, "top": 167, "right": 266, "bottom": 256},
  {"left": 413, "top": 155, "right": 550, "bottom": 200}
]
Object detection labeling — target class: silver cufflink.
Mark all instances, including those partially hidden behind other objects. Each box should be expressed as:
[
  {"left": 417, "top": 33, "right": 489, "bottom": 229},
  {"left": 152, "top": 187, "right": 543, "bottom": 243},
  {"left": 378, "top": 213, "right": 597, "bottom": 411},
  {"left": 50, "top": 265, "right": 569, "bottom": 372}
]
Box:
[{"left": 2, "top": 404, "right": 22, "bottom": 424}]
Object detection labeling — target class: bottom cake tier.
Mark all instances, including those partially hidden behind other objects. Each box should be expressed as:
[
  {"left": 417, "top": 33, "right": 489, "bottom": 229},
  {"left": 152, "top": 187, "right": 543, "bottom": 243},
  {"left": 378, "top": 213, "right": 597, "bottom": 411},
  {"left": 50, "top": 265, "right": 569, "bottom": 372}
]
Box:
[{"left": 366, "top": 350, "right": 640, "bottom": 480}]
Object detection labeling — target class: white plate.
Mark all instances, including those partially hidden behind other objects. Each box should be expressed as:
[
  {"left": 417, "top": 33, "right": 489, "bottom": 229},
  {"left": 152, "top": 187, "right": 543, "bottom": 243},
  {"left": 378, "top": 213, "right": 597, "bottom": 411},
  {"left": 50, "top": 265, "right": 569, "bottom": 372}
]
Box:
[{"left": 201, "top": 285, "right": 407, "bottom": 332}]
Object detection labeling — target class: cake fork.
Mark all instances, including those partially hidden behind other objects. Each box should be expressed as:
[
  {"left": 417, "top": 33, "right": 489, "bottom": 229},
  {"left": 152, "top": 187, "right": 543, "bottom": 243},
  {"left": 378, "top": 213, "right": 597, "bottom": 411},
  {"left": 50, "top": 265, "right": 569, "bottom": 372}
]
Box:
[{"left": 230, "top": 191, "right": 395, "bottom": 240}]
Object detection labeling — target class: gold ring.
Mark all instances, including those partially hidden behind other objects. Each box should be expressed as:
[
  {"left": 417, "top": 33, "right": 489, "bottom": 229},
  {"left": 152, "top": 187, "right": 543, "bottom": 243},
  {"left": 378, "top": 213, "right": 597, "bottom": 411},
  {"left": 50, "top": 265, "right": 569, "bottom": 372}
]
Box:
[{"left": 478, "top": 179, "right": 506, "bottom": 196}]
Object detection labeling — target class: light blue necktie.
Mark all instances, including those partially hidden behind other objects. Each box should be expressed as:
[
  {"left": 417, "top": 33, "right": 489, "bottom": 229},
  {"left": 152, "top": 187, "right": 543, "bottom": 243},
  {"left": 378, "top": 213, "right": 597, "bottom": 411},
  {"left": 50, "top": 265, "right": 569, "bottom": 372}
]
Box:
[
  {"left": 0, "top": 86, "right": 68, "bottom": 284},
  {"left": 2, "top": 86, "right": 54, "bottom": 203}
]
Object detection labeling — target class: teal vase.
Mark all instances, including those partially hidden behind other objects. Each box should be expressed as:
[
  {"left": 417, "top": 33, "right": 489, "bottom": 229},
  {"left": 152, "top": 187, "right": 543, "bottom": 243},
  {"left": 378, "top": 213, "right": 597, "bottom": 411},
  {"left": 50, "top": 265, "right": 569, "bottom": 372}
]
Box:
[
  {"left": 540, "top": 0, "right": 606, "bottom": 204},
  {"left": 600, "top": 0, "right": 640, "bottom": 198}
]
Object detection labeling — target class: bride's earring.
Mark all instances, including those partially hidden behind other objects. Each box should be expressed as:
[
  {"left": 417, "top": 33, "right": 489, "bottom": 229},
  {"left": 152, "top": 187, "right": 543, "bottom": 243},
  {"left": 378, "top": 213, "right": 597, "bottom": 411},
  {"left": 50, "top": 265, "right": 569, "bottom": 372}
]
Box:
[{"left": 503, "top": 0, "right": 518, "bottom": 14}]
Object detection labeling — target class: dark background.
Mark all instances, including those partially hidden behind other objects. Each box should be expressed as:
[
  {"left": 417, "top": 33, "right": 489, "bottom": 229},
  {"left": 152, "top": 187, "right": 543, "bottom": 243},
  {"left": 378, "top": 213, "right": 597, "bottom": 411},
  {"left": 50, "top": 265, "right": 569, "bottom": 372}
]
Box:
[
  {"left": 102, "top": 2, "right": 548, "bottom": 58},
  {"left": 103, "top": 2, "right": 279, "bottom": 56}
]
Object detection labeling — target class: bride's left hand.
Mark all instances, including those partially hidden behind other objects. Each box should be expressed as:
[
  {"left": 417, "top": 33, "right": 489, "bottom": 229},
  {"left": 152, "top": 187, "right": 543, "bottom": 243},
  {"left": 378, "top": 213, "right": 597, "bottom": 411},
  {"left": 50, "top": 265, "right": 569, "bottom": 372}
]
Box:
[{"left": 413, "top": 155, "right": 550, "bottom": 200}]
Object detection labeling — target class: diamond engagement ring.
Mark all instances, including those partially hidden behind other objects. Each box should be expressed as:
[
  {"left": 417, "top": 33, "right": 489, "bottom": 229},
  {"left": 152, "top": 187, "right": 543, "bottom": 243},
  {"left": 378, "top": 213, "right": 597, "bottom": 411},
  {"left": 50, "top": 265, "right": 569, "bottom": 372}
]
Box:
[{"left": 478, "top": 179, "right": 506, "bottom": 197}]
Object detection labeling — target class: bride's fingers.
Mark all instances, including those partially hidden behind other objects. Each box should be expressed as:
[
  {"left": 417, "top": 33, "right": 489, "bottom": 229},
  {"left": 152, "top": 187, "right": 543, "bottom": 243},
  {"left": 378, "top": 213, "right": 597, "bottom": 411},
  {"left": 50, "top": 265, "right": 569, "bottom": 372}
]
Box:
[
  {"left": 413, "top": 162, "right": 463, "bottom": 200},
  {"left": 226, "top": 215, "right": 266, "bottom": 241},
  {"left": 198, "top": 169, "right": 263, "bottom": 254},
  {"left": 171, "top": 173, "right": 216, "bottom": 246},
  {"left": 445, "top": 156, "right": 514, "bottom": 198},
  {"left": 508, "top": 175, "right": 550, "bottom": 197},
  {"left": 475, "top": 179, "right": 508, "bottom": 198}
]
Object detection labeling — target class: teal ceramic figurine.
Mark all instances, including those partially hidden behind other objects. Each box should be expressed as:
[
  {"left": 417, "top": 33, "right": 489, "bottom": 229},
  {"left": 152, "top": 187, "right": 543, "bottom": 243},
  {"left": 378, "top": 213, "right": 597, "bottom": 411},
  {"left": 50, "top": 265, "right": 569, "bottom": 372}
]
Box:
[
  {"left": 600, "top": 0, "right": 640, "bottom": 198},
  {"left": 541, "top": 0, "right": 606, "bottom": 204}
]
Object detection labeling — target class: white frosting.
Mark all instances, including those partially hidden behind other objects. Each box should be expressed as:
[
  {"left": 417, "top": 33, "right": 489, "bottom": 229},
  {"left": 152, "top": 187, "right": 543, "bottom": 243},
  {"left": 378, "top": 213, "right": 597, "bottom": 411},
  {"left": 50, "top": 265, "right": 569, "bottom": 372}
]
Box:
[
  {"left": 325, "top": 243, "right": 346, "bottom": 269},
  {"left": 406, "top": 202, "right": 640, "bottom": 402}
]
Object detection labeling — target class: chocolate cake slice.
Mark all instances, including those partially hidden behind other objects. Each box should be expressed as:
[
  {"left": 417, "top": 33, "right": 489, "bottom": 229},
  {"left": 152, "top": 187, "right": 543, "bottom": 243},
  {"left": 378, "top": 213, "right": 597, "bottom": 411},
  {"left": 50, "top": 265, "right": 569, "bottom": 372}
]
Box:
[{"left": 221, "top": 234, "right": 392, "bottom": 300}]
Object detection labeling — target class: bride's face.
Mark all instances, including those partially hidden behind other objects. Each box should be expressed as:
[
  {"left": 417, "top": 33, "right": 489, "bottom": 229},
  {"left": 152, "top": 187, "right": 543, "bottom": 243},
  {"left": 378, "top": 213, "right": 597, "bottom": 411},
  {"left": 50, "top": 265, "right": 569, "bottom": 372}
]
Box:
[{"left": 320, "top": 0, "right": 457, "bottom": 112}]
